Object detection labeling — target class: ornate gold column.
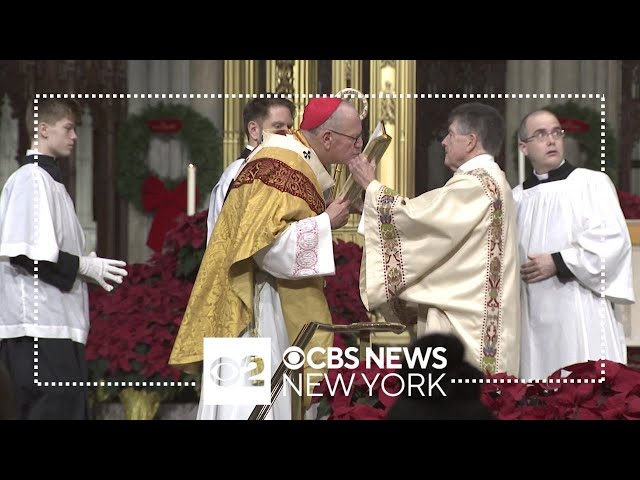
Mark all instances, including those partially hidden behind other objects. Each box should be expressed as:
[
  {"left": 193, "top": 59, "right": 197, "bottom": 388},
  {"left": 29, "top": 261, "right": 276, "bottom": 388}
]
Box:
[
  {"left": 332, "top": 60, "right": 363, "bottom": 91},
  {"left": 223, "top": 60, "right": 257, "bottom": 168},
  {"left": 369, "top": 60, "right": 416, "bottom": 198},
  {"left": 369, "top": 60, "right": 415, "bottom": 344},
  {"left": 266, "top": 60, "right": 317, "bottom": 126},
  {"left": 331, "top": 60, "right": 365, "bottom": 245},
  {"left": 332, "top": 59, "right": 364, "bottom": 184}
]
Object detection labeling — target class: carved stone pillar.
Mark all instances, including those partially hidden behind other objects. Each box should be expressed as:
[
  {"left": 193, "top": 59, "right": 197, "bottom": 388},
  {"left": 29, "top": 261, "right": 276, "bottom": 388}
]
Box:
[
  {"left": 223, "top": 60, "right": 257, "bottom": 168},
  {"left": 0, "top": 94, "right": 18, "bottom": 188},
  {"left": 126, "top": 60, "right": 154, "bottom": 264},
  {"left": 168, "top": 60, "right": 190, "bottom": 181},
  {"left": 147, "top": 61, "right": 171, "bottom": 180},
  {"left": 190, "top": 60, "right": 223, "bottom": 130},
  {"left": 76, "top": 105, "right": 96, "bottom": 254},
  {"left": 621, "top": 61, "right": 640, "bottom": 194}
]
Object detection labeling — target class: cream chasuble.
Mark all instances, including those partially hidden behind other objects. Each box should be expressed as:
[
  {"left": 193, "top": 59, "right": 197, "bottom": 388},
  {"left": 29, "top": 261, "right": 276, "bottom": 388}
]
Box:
[
  {"left": 513, "top": 167, "right": 634, "bottom": 380},
  {"left": 360, "top": 155, "right": 520, "bottom": 376}
]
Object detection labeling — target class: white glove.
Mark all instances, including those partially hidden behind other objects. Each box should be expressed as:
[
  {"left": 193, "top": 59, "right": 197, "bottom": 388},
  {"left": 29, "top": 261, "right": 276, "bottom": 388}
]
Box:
[{"left": 78, "top": 251, "right": 128, "bottom": 292}]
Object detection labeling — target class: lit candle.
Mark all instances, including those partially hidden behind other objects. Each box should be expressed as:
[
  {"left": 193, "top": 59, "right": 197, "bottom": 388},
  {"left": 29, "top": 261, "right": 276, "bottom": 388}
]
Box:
[
  {"left": 187, "top": 163, "right": 196, "bottom": 215},
  {"left": 518, "top": 148, "right": 525, "bottom": 186}
]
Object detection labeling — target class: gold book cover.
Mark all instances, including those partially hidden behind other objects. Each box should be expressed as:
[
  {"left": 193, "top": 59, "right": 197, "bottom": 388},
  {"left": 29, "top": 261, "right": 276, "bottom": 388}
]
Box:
[{"left": 335, "top": 120, "right": 392, "bottom": 203}]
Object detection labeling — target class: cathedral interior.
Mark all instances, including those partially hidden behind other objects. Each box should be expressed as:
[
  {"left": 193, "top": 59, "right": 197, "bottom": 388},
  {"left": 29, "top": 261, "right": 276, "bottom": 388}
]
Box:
[
  {"left": 1, "top": 60, "right": 640, "bottom": 420},
  {"left": 1, "top": 59, "right": 638, "bottom": 262}
]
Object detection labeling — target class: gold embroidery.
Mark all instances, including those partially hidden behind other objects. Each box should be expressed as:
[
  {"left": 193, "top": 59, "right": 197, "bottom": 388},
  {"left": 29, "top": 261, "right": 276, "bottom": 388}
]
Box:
[
  {"left": 466, "top": 169, "right": 505, "bottom": 375},
  {"left": 232, "top": 157, "right": 325, "bottom": 215},
  {"left": 376, "top": 185, "right": 411, "bottom": 321}
]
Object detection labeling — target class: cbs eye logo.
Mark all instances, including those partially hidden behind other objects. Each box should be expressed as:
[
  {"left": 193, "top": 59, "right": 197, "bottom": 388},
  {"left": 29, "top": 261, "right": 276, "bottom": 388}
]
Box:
[
  {"left": 282, "top": 347, "right": 305, "bottom": 369},
  {"left": 209, "top": 355, "right": 267, "bottom": 387}
]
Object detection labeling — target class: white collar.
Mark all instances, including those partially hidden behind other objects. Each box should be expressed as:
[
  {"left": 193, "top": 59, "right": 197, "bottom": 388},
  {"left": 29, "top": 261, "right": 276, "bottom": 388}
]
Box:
[
  {"left": 458, "top": 153, "right": 496, "bottom": 173},
  {"left": 259, "top": 131, "right": 335, "bottom": 193},
  {"left": 534, "top": 159, "right": 565, "bottom": 180}
]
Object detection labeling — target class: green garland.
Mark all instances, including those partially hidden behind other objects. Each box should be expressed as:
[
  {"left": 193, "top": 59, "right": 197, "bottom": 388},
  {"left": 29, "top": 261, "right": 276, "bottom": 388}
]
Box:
[
  {"left": 513, "top": 100, "right": 618, "bottom": 186},
  {"left": 116, "top": 103, "right": 223, "bottom": 211}
]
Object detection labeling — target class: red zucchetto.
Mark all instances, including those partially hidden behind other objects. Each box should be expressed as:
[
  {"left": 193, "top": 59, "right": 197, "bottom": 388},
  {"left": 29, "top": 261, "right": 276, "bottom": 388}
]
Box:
[{"left": 299, "top": 97, "right": 342, "bottom": 130}]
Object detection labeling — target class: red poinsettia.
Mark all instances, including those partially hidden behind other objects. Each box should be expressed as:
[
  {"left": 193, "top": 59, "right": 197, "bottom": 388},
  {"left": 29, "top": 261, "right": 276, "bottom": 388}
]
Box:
[
  {"left": 85, "top": 210, "right": 208, "bottom": 400},
  {"left": 314, "top": 360, "right": 401, "bottom": 420},
  {"left": 479, "top": 360, "right": 640, "bottom": 420},
  {"left": 324, "top": 240, "right": 370, "bottom": 351},
  {"left": 315, "top": 360, "right": 640, "bottom": 420},
  {"left": 618, "top": 190, "right": 640, "bottom": 219},
  {"left": 86, "top": 213, "right": 371, "bottom": 403}
]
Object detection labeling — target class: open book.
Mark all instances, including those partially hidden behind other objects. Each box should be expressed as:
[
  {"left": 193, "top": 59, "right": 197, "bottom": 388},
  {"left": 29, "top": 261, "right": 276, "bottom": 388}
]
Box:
[{"left": 334, "top": 120, "right": 392, "bottom": 203}]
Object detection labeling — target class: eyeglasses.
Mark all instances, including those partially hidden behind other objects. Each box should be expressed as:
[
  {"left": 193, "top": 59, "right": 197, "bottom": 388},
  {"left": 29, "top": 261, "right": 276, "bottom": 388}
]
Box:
[
  {"left": 327, "top": 128, "right": 362, "bottom": 147},
  {"left": 524, "top": 128, "right": 565, "bottom": 143}
]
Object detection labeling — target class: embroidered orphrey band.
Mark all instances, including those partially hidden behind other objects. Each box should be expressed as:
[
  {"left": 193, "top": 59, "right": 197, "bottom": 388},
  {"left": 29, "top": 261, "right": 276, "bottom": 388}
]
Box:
[
  {"left": 376, "top": 185, "right": 408, "bottom": 320},
  {"left": 292, "top": 217, "right": 320, "bottom": 276},
  {"left": 466, "top": 169, "right": 505, "bottom": 375},
  {"left": 232, "top": 157, "right": 324, "bottom": 215}
]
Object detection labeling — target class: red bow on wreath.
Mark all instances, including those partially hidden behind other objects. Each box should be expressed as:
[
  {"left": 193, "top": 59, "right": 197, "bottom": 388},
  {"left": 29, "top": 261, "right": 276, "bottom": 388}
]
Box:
[{"left": 142, "top": 175, "right": 199, "bottom": 252}]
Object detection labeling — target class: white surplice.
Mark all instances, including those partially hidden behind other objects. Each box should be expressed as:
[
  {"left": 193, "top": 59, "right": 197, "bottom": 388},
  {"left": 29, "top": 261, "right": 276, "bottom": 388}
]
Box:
[
  {"left": 513, "top": 167, "right": 635, "bottom": 379},
  {"left": 206, "top": 145, "right": 254, "bottom": 245},
  {"left": 0, "top": 162, "right": 89, "bottom": 343}
]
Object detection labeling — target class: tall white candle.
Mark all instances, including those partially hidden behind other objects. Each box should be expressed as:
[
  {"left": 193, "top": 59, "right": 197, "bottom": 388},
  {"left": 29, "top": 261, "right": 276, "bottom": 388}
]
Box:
[
  {"left": 518, "top": 148, "right": 525, "bottom": 186},
  {"left": 187, "top": 163, "right": 196, "bottom": 215}
]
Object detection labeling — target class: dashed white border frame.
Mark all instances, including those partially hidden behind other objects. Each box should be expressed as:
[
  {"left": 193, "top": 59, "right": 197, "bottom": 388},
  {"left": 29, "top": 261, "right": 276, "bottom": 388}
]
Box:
[
  {"left": 31, "top": 92, "right": 608, "bottom": 390},
  {"left": 31, "top": 92, "right": 605, "bottom": 100}
]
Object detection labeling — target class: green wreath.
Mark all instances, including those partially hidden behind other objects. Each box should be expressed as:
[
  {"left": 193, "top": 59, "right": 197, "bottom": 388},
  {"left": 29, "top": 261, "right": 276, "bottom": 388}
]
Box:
[
  {"left": 116, "top": 103, "right": 223, "bottom": 211},
  {"left": 513, "top": 100, "right": 618, "bottom": 186}
]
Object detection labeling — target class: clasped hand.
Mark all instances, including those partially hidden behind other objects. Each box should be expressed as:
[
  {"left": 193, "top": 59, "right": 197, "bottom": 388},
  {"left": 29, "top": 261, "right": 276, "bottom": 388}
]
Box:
[
  {"left": 326, "top": 195, "right": 351, "bottom": 229},
  {"left": 520, "top": 253, "right": 556, "bottom": 283}
]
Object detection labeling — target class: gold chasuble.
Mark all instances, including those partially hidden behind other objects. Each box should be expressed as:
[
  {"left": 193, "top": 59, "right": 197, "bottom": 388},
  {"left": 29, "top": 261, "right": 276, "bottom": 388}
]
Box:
[
  {"left": 169, "top": 131, "right": 334, "bottom": 383},
  {"left": 360, "top": 158, "right": 520, "bottom": 376}
]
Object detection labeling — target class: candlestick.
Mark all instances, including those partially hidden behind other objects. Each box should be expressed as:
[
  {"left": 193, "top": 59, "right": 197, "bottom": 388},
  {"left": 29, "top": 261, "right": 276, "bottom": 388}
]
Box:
[
  {"left": 518, "top": 148, "right": 525, "bottom": 186},
  {"left": 187, "top": 163, "right": 196, "bottom": 215}
]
